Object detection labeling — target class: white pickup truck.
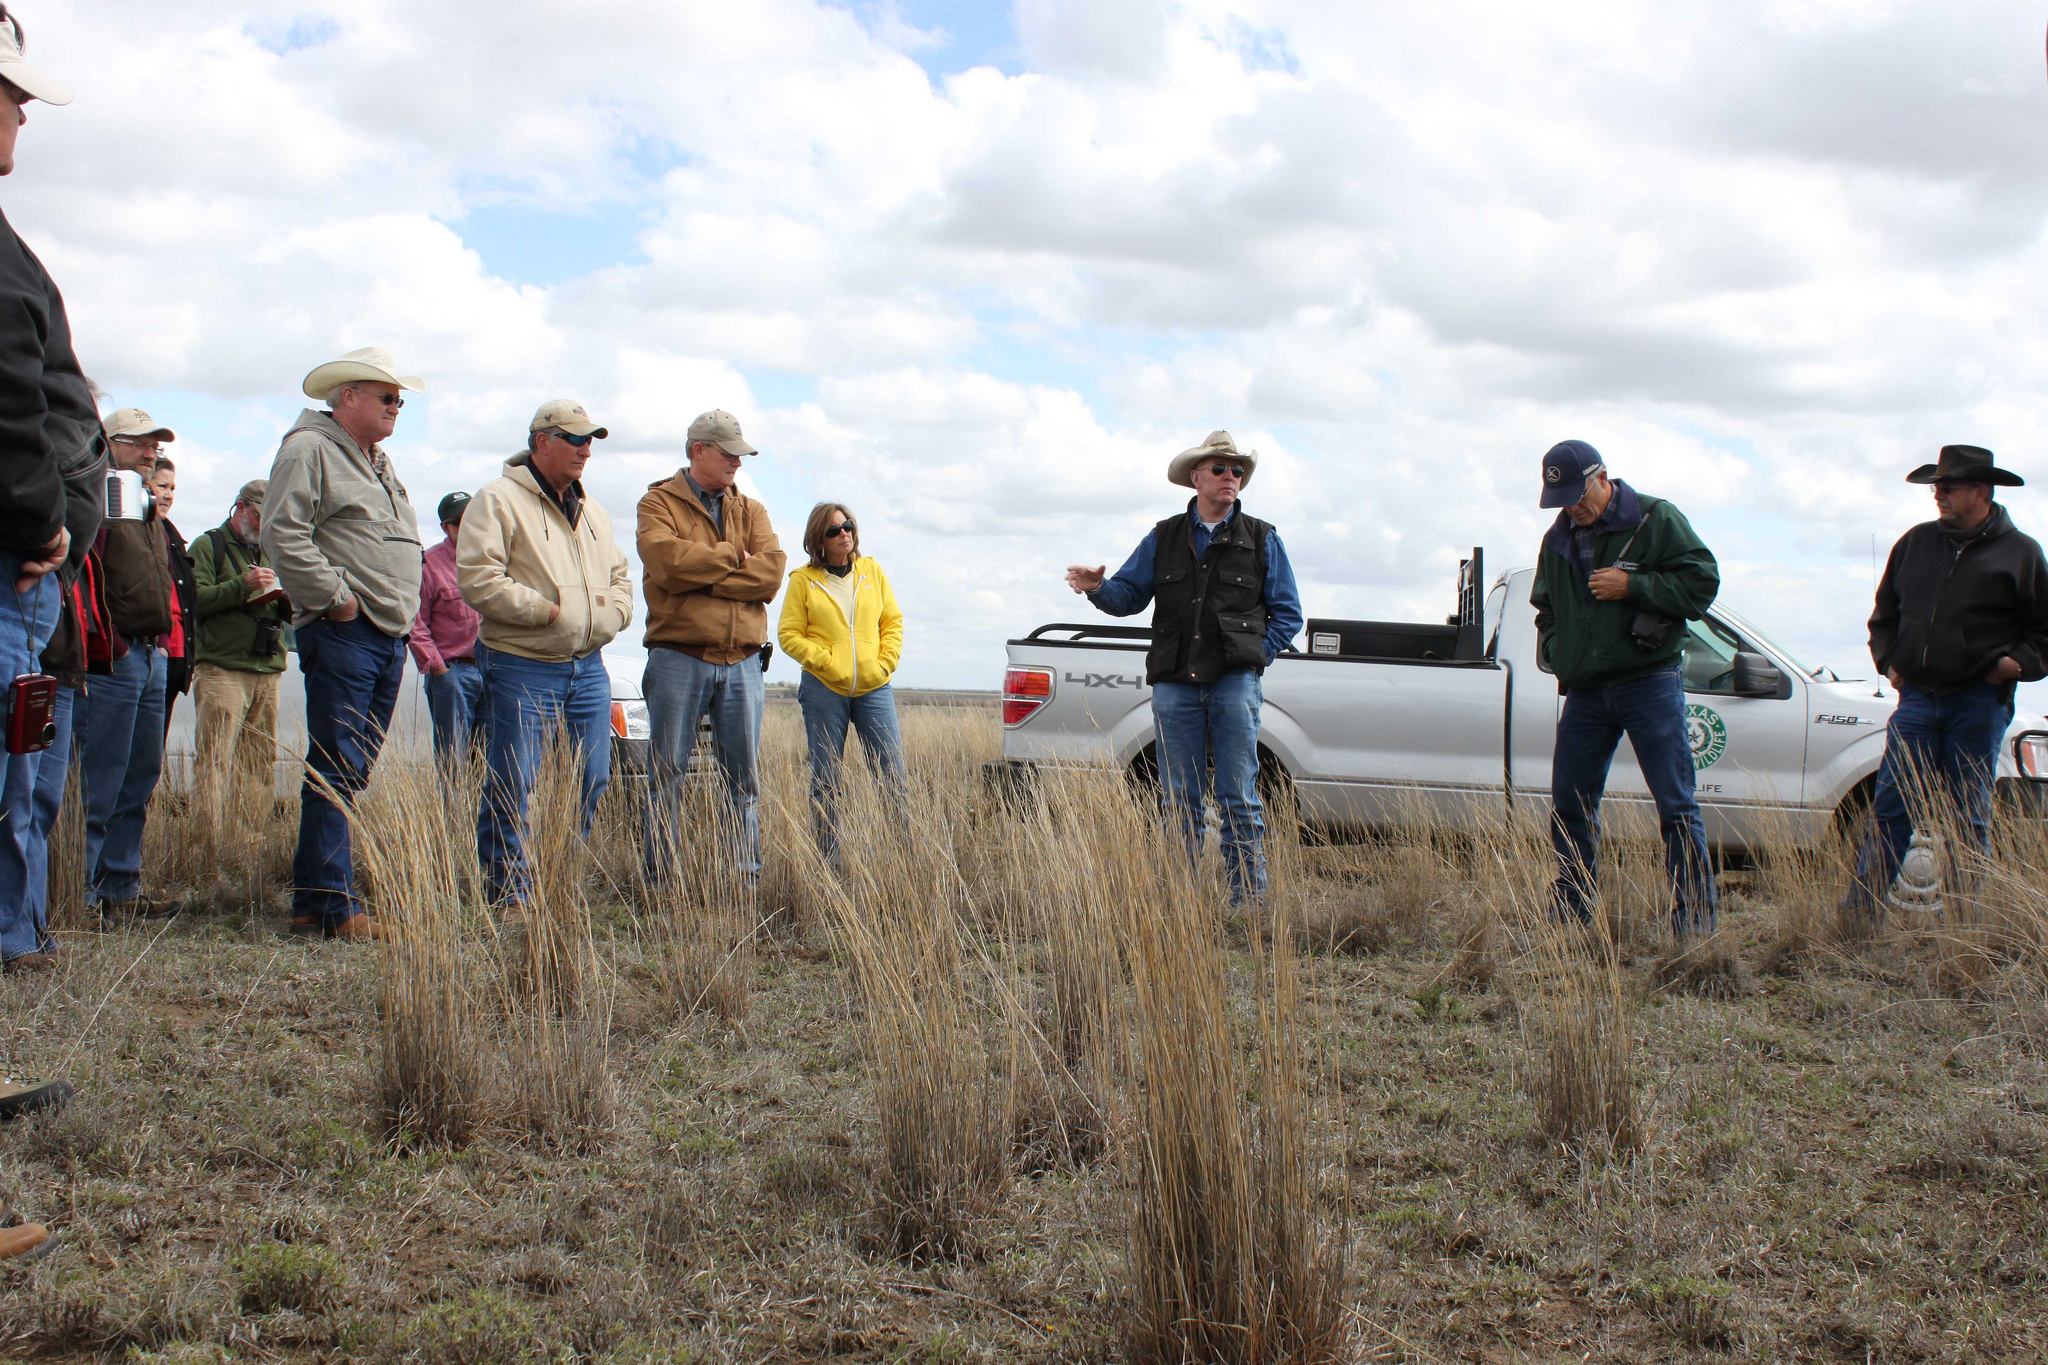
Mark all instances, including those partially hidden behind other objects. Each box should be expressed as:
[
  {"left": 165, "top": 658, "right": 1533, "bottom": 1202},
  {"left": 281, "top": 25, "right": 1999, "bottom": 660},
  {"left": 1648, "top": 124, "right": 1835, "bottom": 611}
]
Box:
[{"left": 995, "top": 551, "right": 2048, "bottom": 851}]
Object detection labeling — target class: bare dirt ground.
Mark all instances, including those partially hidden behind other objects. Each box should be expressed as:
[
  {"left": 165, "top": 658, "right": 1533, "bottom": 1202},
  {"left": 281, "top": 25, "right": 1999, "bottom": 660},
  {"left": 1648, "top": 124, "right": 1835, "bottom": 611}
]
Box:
[{"left": 3, "top": 710, "right": 2045, "bottom": 1364}]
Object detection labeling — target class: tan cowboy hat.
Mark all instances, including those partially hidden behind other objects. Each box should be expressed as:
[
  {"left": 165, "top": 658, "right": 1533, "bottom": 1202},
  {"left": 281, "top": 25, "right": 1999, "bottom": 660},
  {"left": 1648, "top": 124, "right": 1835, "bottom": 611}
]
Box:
[
  {"left": 1167, "top": 430, "right": 1257, "bottom": 488},
  {"left": 301, "top": 347, "right": 425, "bottom": 402}
]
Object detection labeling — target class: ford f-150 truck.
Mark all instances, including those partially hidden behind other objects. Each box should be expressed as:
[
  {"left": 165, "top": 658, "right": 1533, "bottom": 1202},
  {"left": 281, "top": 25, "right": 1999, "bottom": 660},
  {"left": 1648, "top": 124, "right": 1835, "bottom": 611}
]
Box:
[{"left": 996, "top": 551, "right": 2048, "bottom": 851}]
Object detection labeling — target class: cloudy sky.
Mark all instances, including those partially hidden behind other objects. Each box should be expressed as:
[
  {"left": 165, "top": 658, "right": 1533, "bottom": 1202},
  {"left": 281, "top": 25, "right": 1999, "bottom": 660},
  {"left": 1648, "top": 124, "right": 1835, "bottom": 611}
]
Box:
[{"left": 12, "top": 0, "right": 2048, "bottom": 710}]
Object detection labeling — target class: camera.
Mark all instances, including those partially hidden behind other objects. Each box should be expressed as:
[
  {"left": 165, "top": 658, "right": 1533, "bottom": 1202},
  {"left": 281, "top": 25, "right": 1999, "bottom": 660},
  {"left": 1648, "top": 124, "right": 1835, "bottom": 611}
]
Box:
[
  {"left": 253, "top": 618, "right": 284, "bottom": 659},
  {"left": 104, "top": 469, "right": 148, "bottom": 521},
  {"left": 6, "top": 673, "right": 57, "bottom": 755},
  {"left": 1629, "top": 609, "right": 1677, "bottom": 652}
]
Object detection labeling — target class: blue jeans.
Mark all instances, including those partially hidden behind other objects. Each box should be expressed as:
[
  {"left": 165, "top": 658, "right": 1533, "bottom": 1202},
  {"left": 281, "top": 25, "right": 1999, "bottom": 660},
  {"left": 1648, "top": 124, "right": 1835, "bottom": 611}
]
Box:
[
  {"left": 475, "top": 645, "right": 612, "bottom": 906},
  {"left": 293, "top": 616, "right": 406, "bottom": 927},
  {"left": 0, "top": 568, "right": 60, "bottom": 959},
  {"left": 644, "top": 648, "right": 764, "bottom": 881},
  {"left": 1845, "top": 681, "right": 2015, "bottom": 915},
  {"left": 425, "top": 658, "right": 486, "bottom": 771},
  {"left": 798, "top": 673, "right": 906, "bottom": 864},
  {"left": 75, "top": 640, "right": 167, "bottom": 906},
  {"left": 1151, "top": 670, "right": 1266, "bottom": 904},
  {"left": 1550, "top": 665, "right": 1717, "bottom": 936}
]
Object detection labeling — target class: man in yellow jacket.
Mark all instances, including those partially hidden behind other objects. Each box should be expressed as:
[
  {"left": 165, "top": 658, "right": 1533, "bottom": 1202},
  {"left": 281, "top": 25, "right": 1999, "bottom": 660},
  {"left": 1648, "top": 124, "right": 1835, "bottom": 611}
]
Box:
[
  {"left": 458, "top": 400, "right": 633, "bottom": 907},
  {"left": 637, "top": 409, "right": 785, "bottom": 885}
]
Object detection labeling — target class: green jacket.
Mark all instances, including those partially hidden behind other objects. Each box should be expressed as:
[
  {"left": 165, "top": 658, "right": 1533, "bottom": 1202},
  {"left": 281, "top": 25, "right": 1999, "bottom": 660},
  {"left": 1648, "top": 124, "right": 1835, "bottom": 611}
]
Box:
[
  {"left": 1530, "top": 483, "right": 1719, "bottom": 692},
  {"left": 190, "top": 522, "right": 290, "bottom": 674}
]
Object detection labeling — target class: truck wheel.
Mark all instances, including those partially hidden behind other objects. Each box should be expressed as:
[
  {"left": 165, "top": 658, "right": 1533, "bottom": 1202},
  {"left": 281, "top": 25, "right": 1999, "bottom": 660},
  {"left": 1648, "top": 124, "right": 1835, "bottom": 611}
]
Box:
[{"left": 1832, "top": 777, "right": 1876, "bottom": 856}]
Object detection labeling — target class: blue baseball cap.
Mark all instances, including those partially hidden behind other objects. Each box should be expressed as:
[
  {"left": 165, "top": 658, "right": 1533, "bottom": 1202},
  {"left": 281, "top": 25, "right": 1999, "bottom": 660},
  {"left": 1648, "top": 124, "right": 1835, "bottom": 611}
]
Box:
[{"left": 1539, "top": 440, "right": 1605, "bottom": 508}]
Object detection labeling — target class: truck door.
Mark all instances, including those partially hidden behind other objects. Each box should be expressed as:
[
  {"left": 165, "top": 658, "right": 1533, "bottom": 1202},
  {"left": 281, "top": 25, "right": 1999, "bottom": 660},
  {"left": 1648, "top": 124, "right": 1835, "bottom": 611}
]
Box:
[{"left": 1604, "top": 613, "right": 1810, "bottom": 846}]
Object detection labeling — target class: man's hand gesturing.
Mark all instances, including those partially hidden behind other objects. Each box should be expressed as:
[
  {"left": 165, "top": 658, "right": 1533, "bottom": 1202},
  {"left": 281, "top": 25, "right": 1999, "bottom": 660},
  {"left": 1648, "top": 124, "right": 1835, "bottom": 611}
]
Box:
[{"left": 1065, "top": 565, "right": 1105, "bottom": 595}]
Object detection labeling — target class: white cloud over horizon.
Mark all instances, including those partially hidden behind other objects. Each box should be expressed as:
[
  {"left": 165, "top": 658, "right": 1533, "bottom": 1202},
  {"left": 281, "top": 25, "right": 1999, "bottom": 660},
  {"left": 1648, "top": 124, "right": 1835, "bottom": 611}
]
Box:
[{"left": 10, "top": 0, "right": 2048, "bottom": 712}]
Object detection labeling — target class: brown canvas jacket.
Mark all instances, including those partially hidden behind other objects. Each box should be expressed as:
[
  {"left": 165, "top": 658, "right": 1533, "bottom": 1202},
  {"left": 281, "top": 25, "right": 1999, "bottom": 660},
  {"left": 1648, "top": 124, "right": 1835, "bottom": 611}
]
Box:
[{"left": 637, "top": 474, "right": 784, "bottom": 664}]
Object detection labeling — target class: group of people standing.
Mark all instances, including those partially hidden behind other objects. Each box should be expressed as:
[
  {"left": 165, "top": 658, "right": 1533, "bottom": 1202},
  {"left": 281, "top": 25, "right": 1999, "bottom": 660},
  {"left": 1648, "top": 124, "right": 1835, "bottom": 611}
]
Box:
[
  {"left": 251, "top": 358, "right": 910, "bottom": 941},
  {"left": 1069, "top": 431, "right": 2047, "bottom": 944}
]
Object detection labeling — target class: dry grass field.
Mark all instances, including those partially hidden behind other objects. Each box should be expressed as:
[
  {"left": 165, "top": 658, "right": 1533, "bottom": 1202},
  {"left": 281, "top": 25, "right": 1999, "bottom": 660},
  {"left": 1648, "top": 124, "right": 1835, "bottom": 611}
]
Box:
[{"left": 4, "top": 705, "right": 2048, "bottom": 1364}]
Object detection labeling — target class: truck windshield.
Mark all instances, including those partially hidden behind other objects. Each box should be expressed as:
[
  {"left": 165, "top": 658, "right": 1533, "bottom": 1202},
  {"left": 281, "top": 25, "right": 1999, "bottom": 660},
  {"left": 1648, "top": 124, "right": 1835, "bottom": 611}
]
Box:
[{"left": 1712, "top": 607, "right": 1821, "bottom": 678}]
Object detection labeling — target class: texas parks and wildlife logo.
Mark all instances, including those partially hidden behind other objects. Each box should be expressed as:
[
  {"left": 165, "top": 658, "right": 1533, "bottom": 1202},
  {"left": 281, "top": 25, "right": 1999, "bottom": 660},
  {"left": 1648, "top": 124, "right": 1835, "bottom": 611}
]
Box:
[{"left": 1685, "top": 703, "right": 1728, "bottom": 770}]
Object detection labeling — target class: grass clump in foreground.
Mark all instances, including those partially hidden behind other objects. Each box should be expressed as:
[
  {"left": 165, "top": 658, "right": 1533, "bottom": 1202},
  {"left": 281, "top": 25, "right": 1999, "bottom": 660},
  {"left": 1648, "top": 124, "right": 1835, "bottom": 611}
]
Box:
[{"left": 3, "top": 707, "right": 2048, "bottom": 1361}]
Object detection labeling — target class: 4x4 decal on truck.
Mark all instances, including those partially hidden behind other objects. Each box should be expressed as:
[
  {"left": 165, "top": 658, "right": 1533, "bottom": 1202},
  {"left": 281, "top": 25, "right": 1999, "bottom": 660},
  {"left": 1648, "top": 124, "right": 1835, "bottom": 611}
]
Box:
[
  {"left": 1064, "top": 672, "right": 1145, "bottom": 689},
  {"left": 1686, "top": 704, "right": 1728, "bottom": 770}
]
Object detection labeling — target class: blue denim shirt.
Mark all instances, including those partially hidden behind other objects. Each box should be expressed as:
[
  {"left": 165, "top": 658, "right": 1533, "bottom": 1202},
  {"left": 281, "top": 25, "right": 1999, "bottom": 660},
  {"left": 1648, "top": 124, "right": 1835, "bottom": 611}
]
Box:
[{"left": 1088, "top": 501, "right": 1304, "bottom": 665}]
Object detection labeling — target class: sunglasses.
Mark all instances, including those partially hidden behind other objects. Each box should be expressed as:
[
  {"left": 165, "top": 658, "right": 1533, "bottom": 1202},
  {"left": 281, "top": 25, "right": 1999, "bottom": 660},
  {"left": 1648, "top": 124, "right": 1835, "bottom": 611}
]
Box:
[
  {"left": 1205, "top": 462, "right": 1245, "bottom": 478},
  {"left": 548, "top": 431, "right": 596, "bottom": 447},
  {"left": 823, "top": 521, "right": 856, "bottom": 538}
]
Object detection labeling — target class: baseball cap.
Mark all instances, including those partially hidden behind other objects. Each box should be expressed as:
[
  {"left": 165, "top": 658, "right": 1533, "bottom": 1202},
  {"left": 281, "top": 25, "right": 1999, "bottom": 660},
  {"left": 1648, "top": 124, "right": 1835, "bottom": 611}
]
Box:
[
  {"left": 102, "top": 408, "right": 176, "bottom": 443},
  {"left": 1539, "top": 440, "right": 1605, "bottom": 509},
  {"left": 0, "top": 9, "right": 73, "bottom": 107},
  {"left": 235, "top": 479, "right": 268, "bottom": 507},
  {"left": 687, "top": 409, "right": 757, "bottom": 456},
  {"left": 529, "top": 399, "right": 607, "bottom": 439},
  {"left": 437, "top": 491, "right": 471, "bottom": 524}
]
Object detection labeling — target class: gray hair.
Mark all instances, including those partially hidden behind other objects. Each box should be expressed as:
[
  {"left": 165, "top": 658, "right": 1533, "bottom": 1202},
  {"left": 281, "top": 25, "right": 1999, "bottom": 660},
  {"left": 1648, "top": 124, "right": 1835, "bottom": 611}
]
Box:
[{"left": 326, "top": 381, "right": 358, "bottom": 412}]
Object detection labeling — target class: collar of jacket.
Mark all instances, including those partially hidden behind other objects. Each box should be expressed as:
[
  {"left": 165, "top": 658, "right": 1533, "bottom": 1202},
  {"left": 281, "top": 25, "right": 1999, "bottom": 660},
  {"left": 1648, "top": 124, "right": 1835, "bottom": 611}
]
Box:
[
  {"left": 653, "top": 472, "right": 742, "bottom": 529},
  {"left": 1182, "top": 497, "right": 1255, "bottom": 546},
  {"left": 1936, "top": 501, "right": 2013, "bottom": 547},
  {"left": 504, "top": 455, "right": 585, "bottom": 521},
  {"left": 1544, "top": 478, "right": 1644, "bottom": 561}
]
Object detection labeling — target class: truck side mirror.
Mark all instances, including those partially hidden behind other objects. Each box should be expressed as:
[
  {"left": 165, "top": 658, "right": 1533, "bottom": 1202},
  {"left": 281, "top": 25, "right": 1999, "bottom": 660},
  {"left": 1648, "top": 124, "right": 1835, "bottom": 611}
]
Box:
[{"left": 1732, "top": 651, "right": 1784, "bottom": 699}]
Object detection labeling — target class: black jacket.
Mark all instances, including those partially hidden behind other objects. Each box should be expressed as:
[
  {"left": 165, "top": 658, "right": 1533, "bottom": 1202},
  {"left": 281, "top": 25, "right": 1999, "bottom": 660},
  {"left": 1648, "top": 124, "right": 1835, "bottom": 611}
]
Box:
[
  {"left": 1869, "top": 503, "right": 2048, "bottom": 698},
  {"left": 0, "top": 203, "right": 101, "bottom": 557}
]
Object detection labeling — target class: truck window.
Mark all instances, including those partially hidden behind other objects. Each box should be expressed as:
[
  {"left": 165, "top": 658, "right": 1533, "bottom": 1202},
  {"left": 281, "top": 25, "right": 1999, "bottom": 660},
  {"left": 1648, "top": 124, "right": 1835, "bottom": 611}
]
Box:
[
  {"left": 1484, "top": 582, "right": 1507, "bottom": 657},
  {"left": 1681, "top": 616, "right": 1749, "bottom": 694}
]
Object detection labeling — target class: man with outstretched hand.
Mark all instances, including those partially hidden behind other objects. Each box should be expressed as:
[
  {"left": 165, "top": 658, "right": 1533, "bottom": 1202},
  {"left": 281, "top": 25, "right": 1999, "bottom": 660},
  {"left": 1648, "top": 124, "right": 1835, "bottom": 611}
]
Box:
[
  {"left": 1842, "top": 445, "right": 2048, "bottom": 922},
  {"left": 0, "top": 8, "right": 100, "bottom": 974},
  {"left": 1066, "top": 430, "right": 1302, "bottom": 906},
  {"left": 1531, "top": 439, "right": 1721, "bottom": 943}
]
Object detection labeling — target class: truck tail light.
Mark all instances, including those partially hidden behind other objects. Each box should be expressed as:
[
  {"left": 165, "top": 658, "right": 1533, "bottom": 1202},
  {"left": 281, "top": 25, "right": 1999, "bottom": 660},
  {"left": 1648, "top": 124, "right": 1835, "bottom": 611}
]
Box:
[
  {"left": 1003, "top": 667, "right": 1054, "bottom": 727},
  {"left": 611, "top": 700, "right": 650, "bottom": 741},
  {"left": 2016, "top": 730, "right": 2048, "bottom": 782}
]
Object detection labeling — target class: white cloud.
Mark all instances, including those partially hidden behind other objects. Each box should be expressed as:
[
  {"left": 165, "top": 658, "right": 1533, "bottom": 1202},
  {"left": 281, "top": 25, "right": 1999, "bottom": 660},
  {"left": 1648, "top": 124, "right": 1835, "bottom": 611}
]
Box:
[{"left": 6, "top": 0, "right": 2046, "bottom": 715}]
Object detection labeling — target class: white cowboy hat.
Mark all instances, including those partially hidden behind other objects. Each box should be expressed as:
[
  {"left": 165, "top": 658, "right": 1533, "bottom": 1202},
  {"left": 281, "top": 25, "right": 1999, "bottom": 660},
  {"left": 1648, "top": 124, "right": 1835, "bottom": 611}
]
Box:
[
  {"left": 301, "top": 347, "right": 426, "bottom": 402},
  {"left": 1167, "top": 430, "right": 1257, "bottom": 489}
]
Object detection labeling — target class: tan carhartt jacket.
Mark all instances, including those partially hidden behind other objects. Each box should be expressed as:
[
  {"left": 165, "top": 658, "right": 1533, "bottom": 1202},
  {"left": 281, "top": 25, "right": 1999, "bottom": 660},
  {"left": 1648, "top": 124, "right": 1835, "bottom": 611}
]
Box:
[
  {"left": 637, "top": 473, "right": 784, "bottom": 665},
  {"left": 457, "top": 457, "right": 632, "bottom": 663}
]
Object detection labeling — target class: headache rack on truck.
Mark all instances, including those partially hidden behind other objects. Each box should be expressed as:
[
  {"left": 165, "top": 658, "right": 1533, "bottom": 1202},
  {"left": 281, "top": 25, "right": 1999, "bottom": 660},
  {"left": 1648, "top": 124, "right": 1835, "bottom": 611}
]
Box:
[{"left": 1303, "top": 548, "right": 1488, "bottom": 663}]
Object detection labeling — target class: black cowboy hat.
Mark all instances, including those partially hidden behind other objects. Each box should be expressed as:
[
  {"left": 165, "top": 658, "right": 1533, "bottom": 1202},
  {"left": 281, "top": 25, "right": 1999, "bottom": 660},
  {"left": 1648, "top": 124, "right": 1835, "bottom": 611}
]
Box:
[{"left": 1906, "top": 444, "right": 2025, "bottom": 487}]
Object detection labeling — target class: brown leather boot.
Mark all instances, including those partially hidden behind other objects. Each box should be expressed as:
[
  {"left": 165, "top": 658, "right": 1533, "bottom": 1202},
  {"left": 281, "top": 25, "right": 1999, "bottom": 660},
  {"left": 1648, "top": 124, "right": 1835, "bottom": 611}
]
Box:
[
  {"left": 327, "top": 914, "right": 387, "bottom": 942},
  {"left": 0, "top": 1224, "right": 48, "bottom": 1259}
]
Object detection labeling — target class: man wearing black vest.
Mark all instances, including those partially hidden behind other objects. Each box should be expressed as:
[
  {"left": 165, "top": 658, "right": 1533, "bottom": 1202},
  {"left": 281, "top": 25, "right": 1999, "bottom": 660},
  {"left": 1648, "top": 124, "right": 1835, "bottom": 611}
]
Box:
[{"left": 1066, "top": 431, "right": 1303, "bottom": 904}]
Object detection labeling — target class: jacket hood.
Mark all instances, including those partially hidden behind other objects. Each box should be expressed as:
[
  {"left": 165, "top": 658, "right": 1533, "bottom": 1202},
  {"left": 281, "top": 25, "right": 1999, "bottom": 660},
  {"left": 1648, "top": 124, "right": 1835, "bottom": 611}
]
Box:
[
  {"left": 284, "top": 407, "right": 362, "bottom": 449},
  {"left": 1925, "top": 502, "right": 2015, "bottom": 544}
]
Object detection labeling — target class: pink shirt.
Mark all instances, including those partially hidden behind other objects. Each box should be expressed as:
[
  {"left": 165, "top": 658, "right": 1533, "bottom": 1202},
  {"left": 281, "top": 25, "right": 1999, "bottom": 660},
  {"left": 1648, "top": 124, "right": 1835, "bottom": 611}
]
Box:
[{"left": 408, "top": 536, "right": 481, "bottom": 672}]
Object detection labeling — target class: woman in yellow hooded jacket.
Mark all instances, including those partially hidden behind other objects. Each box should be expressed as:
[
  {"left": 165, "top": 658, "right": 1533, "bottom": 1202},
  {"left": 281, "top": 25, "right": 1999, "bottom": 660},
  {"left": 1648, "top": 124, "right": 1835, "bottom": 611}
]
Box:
[{"left": 777, "top": 503, "right": 906, "bottom": 861}]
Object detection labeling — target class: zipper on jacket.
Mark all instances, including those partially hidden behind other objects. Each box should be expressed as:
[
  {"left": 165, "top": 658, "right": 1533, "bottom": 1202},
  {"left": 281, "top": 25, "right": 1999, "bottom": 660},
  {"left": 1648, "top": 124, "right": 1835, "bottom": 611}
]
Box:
[{"left": 1921, "top": 540, "right": 1972, "bottom": 674}]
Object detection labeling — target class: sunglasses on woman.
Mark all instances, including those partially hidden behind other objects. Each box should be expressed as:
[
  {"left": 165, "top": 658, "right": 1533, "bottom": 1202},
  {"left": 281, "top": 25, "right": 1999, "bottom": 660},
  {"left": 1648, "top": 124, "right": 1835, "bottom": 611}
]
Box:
[{"left": 823, "top": 521, "right": 856, "bottom": 538}]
